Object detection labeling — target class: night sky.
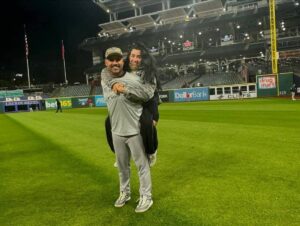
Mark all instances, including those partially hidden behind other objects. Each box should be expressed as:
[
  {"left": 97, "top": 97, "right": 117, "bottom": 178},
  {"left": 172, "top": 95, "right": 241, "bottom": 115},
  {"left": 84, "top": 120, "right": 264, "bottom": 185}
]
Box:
[{"left": 0, "top": 0, "right": 107, "bottom": 85}]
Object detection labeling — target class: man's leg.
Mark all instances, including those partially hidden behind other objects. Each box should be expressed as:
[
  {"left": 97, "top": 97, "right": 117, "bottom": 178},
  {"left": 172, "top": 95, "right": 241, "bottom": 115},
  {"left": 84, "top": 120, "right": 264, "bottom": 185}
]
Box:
[
  {"left": 127, "top": 134, "right": 153, "bottom": 212},
  {"left": 292, "top": 92, "right": 296, "bottom": 100},
  {"left": 112, "top": 134, "right": 131, "bottom": 195},
  {"left": 127, "top": 134, "right": 152, "bottom": 198}
]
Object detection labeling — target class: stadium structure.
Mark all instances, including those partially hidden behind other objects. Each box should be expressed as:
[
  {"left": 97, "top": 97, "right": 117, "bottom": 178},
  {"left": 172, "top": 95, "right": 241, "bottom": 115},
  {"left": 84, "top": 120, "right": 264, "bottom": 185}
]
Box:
[
  {"left": 79, "top": 0, "right": 300, "bottom": 90},
  {"left": 1, "top": 0, "right": 300, "bottom": 113}
]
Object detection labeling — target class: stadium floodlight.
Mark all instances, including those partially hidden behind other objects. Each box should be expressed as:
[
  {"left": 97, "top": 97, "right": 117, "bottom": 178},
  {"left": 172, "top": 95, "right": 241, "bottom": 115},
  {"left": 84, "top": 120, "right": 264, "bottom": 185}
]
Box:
[{"left": 259, "top": 31, "right": 264, "bottom": 37}]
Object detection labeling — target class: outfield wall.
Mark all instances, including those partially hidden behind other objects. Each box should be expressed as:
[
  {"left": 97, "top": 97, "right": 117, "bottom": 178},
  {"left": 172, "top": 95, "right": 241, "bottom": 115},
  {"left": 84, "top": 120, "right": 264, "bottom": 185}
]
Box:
[
  {"left": 278, "top": 72, "right": 293, "bottom": 96},
  {"left": 44, "top": 95, "right": 107, "bottom": 111},
  {"left": 160, "top": 83, "right": 257, "bottom": 102},
  {"left": 0, "top": 102, "right": 4, "bottom": 113},
  {"left": 256, "top": 72, "right": 294, "bottom": 97},
  {"left": 0, "top": 73, "right": 296, "bottom": 113}
]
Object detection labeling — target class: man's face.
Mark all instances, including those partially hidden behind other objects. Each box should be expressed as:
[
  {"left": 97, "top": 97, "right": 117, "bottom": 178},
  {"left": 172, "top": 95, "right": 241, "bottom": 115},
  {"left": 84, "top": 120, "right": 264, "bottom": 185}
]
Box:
[
  {"left": 129, "top": 49, "right": 142, "bottom": 71},
  {"left": 105, "top": 55, "right": 124, "bottom": 76}
]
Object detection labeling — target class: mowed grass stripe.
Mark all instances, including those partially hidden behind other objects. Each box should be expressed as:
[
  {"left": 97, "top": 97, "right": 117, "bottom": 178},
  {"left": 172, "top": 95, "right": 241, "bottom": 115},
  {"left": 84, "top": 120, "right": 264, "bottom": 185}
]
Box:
[
  {"left": 0, "top": 114, "right": 130, "bottom": 225},
  {"left": 156, "top": 117, "right": 299, "bottom": 225},
  {"left": 0, "top": 98, "right": 299, "bottom": 225}
]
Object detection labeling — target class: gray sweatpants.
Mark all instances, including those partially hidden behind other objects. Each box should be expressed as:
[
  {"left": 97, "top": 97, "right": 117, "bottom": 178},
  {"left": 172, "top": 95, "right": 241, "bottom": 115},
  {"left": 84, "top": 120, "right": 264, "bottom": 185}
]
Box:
[{"left": 112, "top": 133, "right": 152, "bottom": 198}]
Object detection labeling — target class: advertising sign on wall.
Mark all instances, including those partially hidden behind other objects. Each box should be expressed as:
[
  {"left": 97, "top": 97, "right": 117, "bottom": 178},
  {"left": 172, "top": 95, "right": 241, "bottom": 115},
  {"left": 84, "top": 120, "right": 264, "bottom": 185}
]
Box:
[
  {"left": 174, "top": 87, "right": 209, "bottom": 102},
  {"left": 258, "top": 76, "right": 276, "bottom": 89},
  {"left": 256, "top": 74, "right": 277, "bottom": 97},
  {"left": 45, "top": 98, "right": 72, "bottom": 110},
  {"left": 158, "top": 91, "right": 170, "bottom": 102},
  {"left": 72, "top": 96, "right": 94, "bottom": 108},
  {"left": 182, "top": 40, "right": 194, "bottom": 51},
  {"left": 94, "top": 95, "right": 107, "bottom": 107}
]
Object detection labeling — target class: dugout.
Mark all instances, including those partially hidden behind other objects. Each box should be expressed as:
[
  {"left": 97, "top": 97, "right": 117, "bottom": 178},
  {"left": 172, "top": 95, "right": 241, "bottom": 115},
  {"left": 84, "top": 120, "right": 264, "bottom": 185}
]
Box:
[
  {"left": 4, "top": 100, "right": 42, "bottom": 113},
  {"left": 209, "top": 83, "right": 256, "bottom": 100}
]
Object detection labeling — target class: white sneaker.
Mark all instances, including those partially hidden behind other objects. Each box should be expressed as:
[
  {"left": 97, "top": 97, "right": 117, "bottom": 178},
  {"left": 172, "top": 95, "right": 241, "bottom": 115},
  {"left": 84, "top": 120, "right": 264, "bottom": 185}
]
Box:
[
  {"left": 113, "top": 162, "right": 118, "bottom": 168},
  {"left": 114, "top": 192, "right": 131, "bottom": 207},
  {"left": 135, "top": 196, "right": 153, "bottom": 213},
  {"left": 149, "top": 152, "right": 157, "bottom": 167}
]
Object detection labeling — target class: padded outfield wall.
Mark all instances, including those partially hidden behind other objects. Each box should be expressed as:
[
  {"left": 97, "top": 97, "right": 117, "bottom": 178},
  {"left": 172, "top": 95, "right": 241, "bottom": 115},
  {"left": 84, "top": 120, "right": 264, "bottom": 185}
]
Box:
[
  {"left": 256, "top": 72, "right": 294, "bottom": 97},
  {"left": 0, "top": 102, "right": 3, "bottom": 113},
  {"left": 44, "top": 96, "right": 106, "bottom": 110},
  {"left": 278, "top": 72, "right": 293, "bottom": 96}
]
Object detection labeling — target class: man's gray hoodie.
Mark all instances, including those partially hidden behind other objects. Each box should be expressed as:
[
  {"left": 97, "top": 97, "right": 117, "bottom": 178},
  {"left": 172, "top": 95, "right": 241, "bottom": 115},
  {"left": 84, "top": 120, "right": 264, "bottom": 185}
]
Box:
[{"left": 101, "top": 68, "right": 155, "bottom": 136}]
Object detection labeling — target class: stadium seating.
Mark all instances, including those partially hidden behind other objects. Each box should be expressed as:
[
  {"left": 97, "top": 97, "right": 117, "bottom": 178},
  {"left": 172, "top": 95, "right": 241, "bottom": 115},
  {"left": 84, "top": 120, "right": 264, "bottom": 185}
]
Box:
[
  {"left": 191, "top": 72, "right": 244, "bottom": 87},
  {"left": 161, "top": 73, "right": 200, "bottom": 90},
  {"left": 51, "top": 85, "right": 102, "bottom": 97}
]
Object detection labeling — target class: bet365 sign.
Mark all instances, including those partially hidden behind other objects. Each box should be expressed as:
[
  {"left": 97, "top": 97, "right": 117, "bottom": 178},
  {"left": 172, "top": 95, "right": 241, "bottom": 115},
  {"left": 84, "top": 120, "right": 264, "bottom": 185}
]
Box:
[{"left": 45, "top": 98, "right": 72, "bottom": 110}]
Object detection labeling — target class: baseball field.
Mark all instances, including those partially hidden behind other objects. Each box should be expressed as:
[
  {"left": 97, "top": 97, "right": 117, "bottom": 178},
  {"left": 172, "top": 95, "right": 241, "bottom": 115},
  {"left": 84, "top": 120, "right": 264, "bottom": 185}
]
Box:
[{"left": 0, "top": 98, "right": 299, "bottom": 226}]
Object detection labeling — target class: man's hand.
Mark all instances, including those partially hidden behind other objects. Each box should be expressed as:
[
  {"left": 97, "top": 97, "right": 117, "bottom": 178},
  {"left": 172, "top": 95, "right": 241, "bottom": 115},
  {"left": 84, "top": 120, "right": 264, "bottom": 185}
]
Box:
[{"left": 112, "top": 83, "right": 125, "bottom": 94}]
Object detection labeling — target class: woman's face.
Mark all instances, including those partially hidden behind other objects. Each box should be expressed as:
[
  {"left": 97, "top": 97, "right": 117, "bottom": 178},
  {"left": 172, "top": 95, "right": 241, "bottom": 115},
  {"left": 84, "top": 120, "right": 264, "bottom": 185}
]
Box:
[{"left": 129, "top": 49, "right": 142, "bottom": 71}]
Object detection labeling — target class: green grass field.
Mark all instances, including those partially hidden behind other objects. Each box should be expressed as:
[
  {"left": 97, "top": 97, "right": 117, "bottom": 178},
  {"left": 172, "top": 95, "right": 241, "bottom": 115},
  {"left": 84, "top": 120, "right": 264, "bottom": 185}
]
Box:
[{"left": 0, "top": 98, "right": 299, "bottom": 226}]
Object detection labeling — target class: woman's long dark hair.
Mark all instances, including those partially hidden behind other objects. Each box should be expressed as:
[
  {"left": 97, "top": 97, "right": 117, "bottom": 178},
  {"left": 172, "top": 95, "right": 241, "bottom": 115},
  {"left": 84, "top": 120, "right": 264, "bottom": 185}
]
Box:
[{"left": 124, "top": 42, "right": 161, "bottom": 90}]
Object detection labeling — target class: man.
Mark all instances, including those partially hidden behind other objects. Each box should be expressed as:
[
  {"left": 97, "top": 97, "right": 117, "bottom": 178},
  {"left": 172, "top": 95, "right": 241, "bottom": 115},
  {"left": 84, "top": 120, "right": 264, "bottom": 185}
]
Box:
[
  {"left": 108, "top": 44, "right": 160, "bottom": 164},
  {"left": 56, "top": 99, "right": 62, "bottom": 113},
  {"left": 101, "top": 47, "right": 155, "bottom": 213},
  {"left": 290, "top": 83, "right": 296, "bottom": 101}
]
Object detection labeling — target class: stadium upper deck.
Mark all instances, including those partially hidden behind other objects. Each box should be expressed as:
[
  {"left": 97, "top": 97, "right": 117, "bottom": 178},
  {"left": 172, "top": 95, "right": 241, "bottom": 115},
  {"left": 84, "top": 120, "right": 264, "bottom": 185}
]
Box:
[{"left": 80, "top": 0, "right": 300, "bottom": 78}]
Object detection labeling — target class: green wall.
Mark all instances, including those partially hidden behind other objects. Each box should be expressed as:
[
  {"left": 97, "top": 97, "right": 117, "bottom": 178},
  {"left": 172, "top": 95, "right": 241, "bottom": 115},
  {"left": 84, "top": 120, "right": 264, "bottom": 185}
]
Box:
[{"left": 278, "top": 72, "right": 293, "bottom": 96}]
